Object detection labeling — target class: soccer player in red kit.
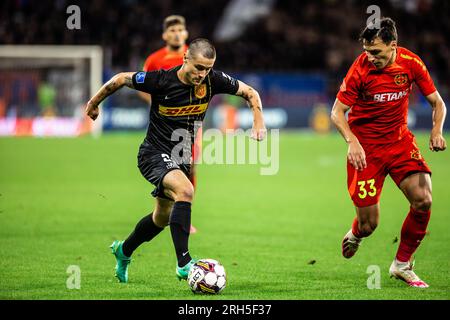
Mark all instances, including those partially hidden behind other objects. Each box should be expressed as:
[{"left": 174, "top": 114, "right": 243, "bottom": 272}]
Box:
[
  {"left": 138, "top": 15, "right": 198, "bottom": 234},
  {"left": 331, "top": 18, "right": 447, "bottom": 288}
]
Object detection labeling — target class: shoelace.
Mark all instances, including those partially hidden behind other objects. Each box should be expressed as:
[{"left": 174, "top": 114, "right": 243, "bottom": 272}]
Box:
[
  {"left": 346, "top": 237, "right": 361, "bottom": 247},
  {"left": 398, "top": 263, "right": 421, "bottom": 282}
]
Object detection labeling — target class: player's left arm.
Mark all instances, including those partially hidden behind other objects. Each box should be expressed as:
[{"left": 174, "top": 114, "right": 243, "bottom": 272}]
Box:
[
  {"left": 85, "top": 72, "right": 135, "bottom": 120},
  {"left": 411, "top": 54, "right": 447, "bottom": 152},
  {"left": 425, "top": 91, "right": 447, "bottom": 151},
  {"left": 235, "top": 80, "right": 267, "bottom": 141},
  {"left": 138, "top": 56, "right": 155, "bottom": 105}
]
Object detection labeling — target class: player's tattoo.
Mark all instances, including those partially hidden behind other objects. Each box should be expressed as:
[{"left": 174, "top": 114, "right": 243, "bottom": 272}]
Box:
[
  {"left": 90, "top": 73, "right": 134, "bottom": 106},
  {"left": 104, "top": 79, "right": 117, "bottom": 94},
  {"left": 253, "top": 104, "right": 262, "bottom": 112},
  {"left": 237, "top": 87, "right": 253, "bottom": 100},
  {"left": 124, "top": 74, "right": 134, "bottom": 88},
  {"left": 92, "top": 78, "right": 118, "bottom": 104},
  {"left": 237, "top": 87, "right": 262, "bottom": 112}
]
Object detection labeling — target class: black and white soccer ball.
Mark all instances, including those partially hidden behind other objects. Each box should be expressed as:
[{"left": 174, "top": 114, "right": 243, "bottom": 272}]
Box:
[{"left": 187, "top": 259, "right": 226, "bottom": 294}]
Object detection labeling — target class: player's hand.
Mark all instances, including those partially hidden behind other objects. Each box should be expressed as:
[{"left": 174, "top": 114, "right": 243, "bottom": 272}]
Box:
[
  {"left": 348, "top": 140, "right": 367, "bottom": 171},
  {"left": 85, "top": 101, "right": 99, "bottom": 121},
  {"left": 429, "top": 129, "right": 447, "bottom": 152},
  {"left": 251, "top": 122, "right": 267, "bottom": 141}
]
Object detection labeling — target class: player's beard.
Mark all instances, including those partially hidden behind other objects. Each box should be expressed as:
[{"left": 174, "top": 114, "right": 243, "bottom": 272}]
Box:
[
  {"left": 190, "top": 76, "right": 202, "bottom": 85},
  {"left": 188, "top": 73, "right": 203, "bottom": 85}
]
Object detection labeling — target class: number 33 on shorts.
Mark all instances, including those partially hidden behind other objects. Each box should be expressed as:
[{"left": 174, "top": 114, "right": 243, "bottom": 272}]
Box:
[{"left": 357, "top": 179, "right": 377, "bottom": 199}]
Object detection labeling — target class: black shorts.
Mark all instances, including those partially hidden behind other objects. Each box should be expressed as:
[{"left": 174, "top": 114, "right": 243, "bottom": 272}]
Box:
[{"left": 137, "top": 140, "right": 191, "bottom": 199}]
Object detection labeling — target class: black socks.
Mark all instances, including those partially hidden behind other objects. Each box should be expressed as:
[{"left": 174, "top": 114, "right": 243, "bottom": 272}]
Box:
[
  {"left": 169, "top": 201, "right": 192, "bottom": 267},
  {"left": 121, "top": 201, "right": 192, "bottom": 267},
  {"left": 122, "top": 213, "right": 163, "bottom": 257}
]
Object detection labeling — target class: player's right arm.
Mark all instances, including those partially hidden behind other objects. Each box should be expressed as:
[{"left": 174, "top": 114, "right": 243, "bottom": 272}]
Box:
[
  {"left": 331, "top": 98, "right": 367, "bottom": 171},
  {"left": 332, "top": 54, "right": 367, "bottom": 171},
  {"left": 235, "top": 80, "right": 266, "bottom": 141},
  {"left": 85, "top": 72, "right": 135, "bottom": 121}
]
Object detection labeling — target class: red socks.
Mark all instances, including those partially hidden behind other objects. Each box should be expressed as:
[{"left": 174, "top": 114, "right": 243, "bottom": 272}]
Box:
[
  {"left": 396, "top": 207, "right": 431, "bottom": 263},
  {"left": 350, "top": 207, "right": 430, "bottom": 262},
  {"left": 351, "top": 217, "right": 364, "bottom": 238}
]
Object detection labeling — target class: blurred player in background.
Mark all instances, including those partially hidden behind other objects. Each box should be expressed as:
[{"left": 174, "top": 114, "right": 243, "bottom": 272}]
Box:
[
  {"left": 85, "top": 38, "right": 266, "bottom": 283},
  {"left": 331, "top": 18, "right": 446, "bottom": 288},
  {"left": 139, "top": 15, "right": 198, "bottom": 234},
  {"left": 138, "top": 15, "right": 188, "bottom": 104}
]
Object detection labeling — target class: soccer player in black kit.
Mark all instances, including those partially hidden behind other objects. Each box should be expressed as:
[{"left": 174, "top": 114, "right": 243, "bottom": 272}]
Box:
[{"left": 85, "top": 38, "right": 266, "bottom": 283}]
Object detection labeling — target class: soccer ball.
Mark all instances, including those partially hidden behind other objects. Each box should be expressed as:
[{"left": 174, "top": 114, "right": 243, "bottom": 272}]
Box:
[{"left": 187, "top": 259, "right": 226, "bottom": 294}]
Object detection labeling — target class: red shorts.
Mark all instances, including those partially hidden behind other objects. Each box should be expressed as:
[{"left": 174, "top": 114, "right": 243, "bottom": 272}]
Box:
[{"left": 347, "top": 132, "right": 431, "bottom": 207}]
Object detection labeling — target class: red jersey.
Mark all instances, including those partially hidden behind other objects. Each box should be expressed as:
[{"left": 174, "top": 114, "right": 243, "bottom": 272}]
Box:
[
  {"left": 143, "top": 45, "right": 188, "bottom": 72},
  {"left": 337, "top": 47, "right": 436, "bottom": 144}
]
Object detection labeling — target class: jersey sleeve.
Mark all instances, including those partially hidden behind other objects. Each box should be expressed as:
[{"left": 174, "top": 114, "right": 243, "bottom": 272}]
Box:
[
  {"left": 131, "top": 71, "right": 161, "bottom": 94},
  {"left": 336, "top": 57, "right": 362, "bottom": 107},
  {"left": 210, "top": 70, "right": 239, "bottom": 95},
  {"left": 411, "top": 56, "right": 436, "bottom": 97}
]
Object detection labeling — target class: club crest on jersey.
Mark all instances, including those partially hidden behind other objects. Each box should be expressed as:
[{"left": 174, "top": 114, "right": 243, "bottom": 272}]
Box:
[
  {"left": 410, "top": 149, "right": 422, "bottom": 160},
  {"left": 394, "top": 73, "right": 408, "bottom": 86},
  {"left": 194, "top": 84, "right": 207, "bottom": 99}
]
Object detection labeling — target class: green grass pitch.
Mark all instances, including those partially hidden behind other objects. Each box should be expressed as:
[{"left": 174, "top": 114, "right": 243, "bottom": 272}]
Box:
[{"left": 0, "top": 131, "right": 449, "bottom": 300}]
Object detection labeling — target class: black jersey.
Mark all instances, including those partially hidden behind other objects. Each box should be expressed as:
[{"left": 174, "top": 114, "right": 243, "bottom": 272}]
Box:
[{"left": 132, "top": 66, "right": 239, "bottom": 156}]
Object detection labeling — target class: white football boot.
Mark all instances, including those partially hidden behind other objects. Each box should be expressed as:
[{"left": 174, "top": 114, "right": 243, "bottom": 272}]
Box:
[{"left": 389, "top": 259, "right": 429, "bottom": 288}]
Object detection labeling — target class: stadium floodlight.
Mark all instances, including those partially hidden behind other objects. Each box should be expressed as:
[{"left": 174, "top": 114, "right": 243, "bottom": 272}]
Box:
[{"left": 0, "top": 45, "right": 103, "bottom": 137}]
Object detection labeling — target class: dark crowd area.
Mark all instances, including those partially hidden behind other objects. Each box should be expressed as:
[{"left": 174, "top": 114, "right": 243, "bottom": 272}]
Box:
[{"left": 1, "top": 0, "right": 448, "bottom": 97}]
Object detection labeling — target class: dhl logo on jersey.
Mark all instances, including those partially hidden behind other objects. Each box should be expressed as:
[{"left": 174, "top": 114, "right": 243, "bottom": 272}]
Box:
[{"left": 159, "top": 103, "right": 208, "bottom": 116}]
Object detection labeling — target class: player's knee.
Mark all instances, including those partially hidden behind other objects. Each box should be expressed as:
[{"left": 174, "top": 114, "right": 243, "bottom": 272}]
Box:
[
  {"left": 359, "top": 222, "right": 376, "bottom": 237},
  {"left": 174, "top": 185, "right": 194, "bottom": 202},
  {"left": 412, "top": 193, "right": 432, "bottom": 212}
]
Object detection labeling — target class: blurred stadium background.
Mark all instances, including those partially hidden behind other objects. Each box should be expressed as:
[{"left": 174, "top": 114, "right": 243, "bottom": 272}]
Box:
[
  {"left": 0, "top": 0, "right": 449, "bottom": 136},
  {"left": 1, "top": 0, "right": 449, "bottom": 300}
]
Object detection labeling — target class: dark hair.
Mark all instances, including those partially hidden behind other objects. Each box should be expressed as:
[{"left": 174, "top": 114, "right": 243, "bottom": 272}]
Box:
[
  {"left": 163, "top": 15, "right": 185, "bottom": 31},
  {"left": 188, "top": 38, "right": 216, "bottom": 59},
  {"left": 359, "top": 17, "right": 397, "bottom": 44}
]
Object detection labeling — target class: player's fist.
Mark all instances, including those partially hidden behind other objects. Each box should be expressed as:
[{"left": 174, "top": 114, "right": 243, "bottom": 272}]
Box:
[
  {"left": 429, "top": 130, "right": 447, "bottom": 152},
  {"left": 347, "top": 140, "right": 367, "bottom": 171},
  {"left": 85, "top": 101, "right": 99, "bottom": 121},
  {"left": 251, "top": 123, "right": 267, "bottom": 141}
]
